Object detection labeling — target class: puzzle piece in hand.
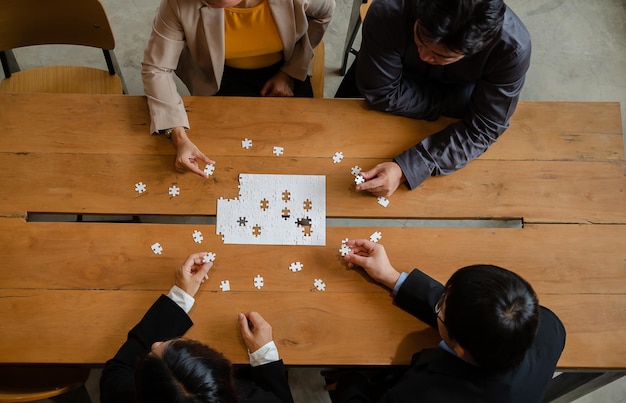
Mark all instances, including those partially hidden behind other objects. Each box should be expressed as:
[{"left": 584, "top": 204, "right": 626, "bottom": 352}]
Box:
[
  {"left": 192, "top": 230, "right": 203, "bottom": 244},
  {"left": 242, "top": 138, "right": 253, "bottom": 149},
  {"left": 204, "top": 163, "right": 215, "bottom": 176},
  {"left": 169, "top": 185, "right": 180, "bottom": 197},
  {"left": 313, "top": 278, "right": 326, "bottom": 291},
  {"left": 332, "top": 151, "right": 344, "bottom": 164},
  {"left": 273, "top": 146, "right": 284, "bottom": 156},
  {"left": 370, "top": 231, "right": 382, "bottom": 243},
  {"left": 220, "top": 280, "right": 230, "bottom": 292},
  {"left": 134, "top": 182, "right": 147, "bottom": 194},
  {"left": 377, "top": 196, "right": 390, "bottom": 208},
  {"left": 339, "top": 238, "right": 351, "bottom": 257},
  {"left": 355, "top": 174, "right": 366, "bottom": 185},
  {"left": 203, "top": 252, "right": 216, "bottom": 263},
  {"left": 351, "top": 166, "right": 362, "bottom": 176},
  {"left": 289, "top": 261, "right": 303, "bottom": 272},
  {"left": 151, "top": 242, "right": 163, "bottom": 255},
  {"left": 254, "top": 274, "right": 264, "bottom": 289}
]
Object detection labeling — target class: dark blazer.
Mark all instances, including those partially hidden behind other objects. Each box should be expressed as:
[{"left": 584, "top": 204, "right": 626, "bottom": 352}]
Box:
[
  {"left": 335, "top": 269, "right": 566, "bottom": 402},
  {"left": 356, "top": 0, "right": 532, "bottom": 189},
  {"left": 100, "top": 294, "right": 294, "bottom": 403}
]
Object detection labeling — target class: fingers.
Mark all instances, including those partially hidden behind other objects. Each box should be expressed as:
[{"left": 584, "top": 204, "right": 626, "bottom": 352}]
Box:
[{"left": 238, "top": 312, "right": 253, "bottom": 337}]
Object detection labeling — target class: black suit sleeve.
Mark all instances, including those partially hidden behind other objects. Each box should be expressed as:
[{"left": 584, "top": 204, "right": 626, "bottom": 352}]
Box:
[
  {"left": 394, "top": 269, "right": 444, "bottom": 328},
  {"left": 99, "top": 294, "right": 193, "bottom": 403}
]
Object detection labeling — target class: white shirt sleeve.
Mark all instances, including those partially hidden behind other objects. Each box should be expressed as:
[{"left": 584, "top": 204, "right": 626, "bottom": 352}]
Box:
[
  {"left": 166, "top": 285, "right": 195, "bottom": 313},
  {"left": 248, "top": 340, "right": 280, "bottom": 367}
]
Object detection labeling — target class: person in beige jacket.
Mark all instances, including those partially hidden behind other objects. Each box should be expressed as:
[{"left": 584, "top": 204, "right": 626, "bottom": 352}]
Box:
[{"left": 142, "top": 0, "right": 334, "bottom": 177}]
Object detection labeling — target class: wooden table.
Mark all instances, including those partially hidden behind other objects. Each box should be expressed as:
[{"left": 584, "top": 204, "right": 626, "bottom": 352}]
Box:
[{"left": 0, "top": 93, "right": 624, "bottom": 398}]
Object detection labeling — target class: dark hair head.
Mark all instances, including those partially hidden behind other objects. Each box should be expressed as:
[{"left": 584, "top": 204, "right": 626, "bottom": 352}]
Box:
[
  {"left": 414, "top": 0, "right": 506, "bottom": 55},
  {"left": 443, "top": 265, "right": 539, "bottom": 370},
  {"left": 135, "top": 338, "right": 238, "bottom": 403}
]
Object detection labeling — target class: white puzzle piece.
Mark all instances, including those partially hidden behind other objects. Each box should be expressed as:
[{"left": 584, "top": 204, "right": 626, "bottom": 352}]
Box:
[
  {"left": 355, "top": 174, "right": 365, "bottom": 185},
  {"left": 151, "top": 242, "right": 163, "bottom": 255},
  {"left": 313, "top": 278, "right": 326, "bottom": 291},
  {"left": 272, "top": 146, "right": 284, "bottom": 156},
  {"left": 192, "top": 230, "right": 203, "bottom": 244},
  {"left": 217, "top": 174, "right": 326, "bottom": 245},
  {"left": 135, "top": 182, "right": 147, "bottom": 194},
  {"left": 242, "top": 138, "right": 253, "bottom": 149},
  {"left": 204, "top": 164, "right": 215, "bottom": 176},
  {"left": 254, "top": 274, "right": 264, "bottom": 289},
  {"left": 203, "top": 252, "right": 216, "bottom": 263},
  {"left": 289, "top": 261, "right": 303, "bottom": 272},
  {"left": 220, "top": 280, "right": 230, "bottom": 292},
  {"left": 370, "top": 231, "right": 382, "bottom": 243},
  {"left": 332, "top": 151, "right": 344, "bottom": 163},
  {"left": 339, "top": 238, "right": 351, "bottom": 257},
  {"left": 377, "top": 196, "right": 390, "bottom": 208},
  {"left": 169, "top": 185, "right": 180, "bottom": 197},
  {"left": 350, "top": 166, "right": 362, "bottom": 176}
]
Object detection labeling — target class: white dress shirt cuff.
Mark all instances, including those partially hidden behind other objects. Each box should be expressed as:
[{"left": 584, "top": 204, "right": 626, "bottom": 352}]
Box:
[
  {"left": 166, "top": 285, "right": 195, "bottom": 313},
  {"left": 248, "top": 340, "right": 280, "bottom": 367}
]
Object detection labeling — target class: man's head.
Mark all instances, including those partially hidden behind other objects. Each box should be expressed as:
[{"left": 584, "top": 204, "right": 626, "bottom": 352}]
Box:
[
  {"left": 136, "top": 338, "right": 237, "bottom": 403},
  {"left": 437, "top": 265, "right": 539, "bottom": 371},
  {"left": 412, "top": 0, "right": 506, "bottom": 64}
]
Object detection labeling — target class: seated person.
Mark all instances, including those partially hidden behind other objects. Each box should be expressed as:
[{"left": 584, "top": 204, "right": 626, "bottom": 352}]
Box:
[
  {"left": 100, "top": 252, "right": 294, "bottom": 402},
  {"left": 336, "top": 0, "right": 531, "bottom": 197},
  {"left": 326, "top": 239, "right": 565, "bottom": 402},
  {"left": 143, "top": 0, "right": 335, "bottom": 177}
]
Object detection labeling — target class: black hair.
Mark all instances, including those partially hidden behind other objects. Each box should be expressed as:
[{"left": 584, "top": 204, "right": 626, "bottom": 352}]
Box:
[
  {"left": 414, "top": 0, "right": 506, "bottom": 55},
  {"left": 135, "top": 338, "right": 238, "bottom": 403},
  {"left": 443, "top": 265, "right": 539, "bottom": 370}
]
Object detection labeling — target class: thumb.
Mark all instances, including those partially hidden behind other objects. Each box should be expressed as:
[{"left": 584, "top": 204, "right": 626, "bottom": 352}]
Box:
[
  {"left": 238, "top": 313, "right": 252, "bottom": 337},
  {"left": 361, "top": 165, "right": 382, "bottom": 180},
  {"left": 197, "top": 261, "right": 212, "bottom": 278}
]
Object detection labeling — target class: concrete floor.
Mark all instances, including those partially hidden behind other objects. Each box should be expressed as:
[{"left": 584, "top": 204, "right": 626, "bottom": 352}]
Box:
[{"left": 7, "top": 0, "right": 625, "bottom": 401}]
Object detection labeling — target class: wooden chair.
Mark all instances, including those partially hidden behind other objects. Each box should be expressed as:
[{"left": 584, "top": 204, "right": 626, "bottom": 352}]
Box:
[
  {"left": 340, "top": 0, "right": 373, "bottom": 75},
  {"left": 311, "top": 40, "right": 325, "bottom": 98},
  {"left": 0, "top": 365, "right": 91, "bottom": 402},
  {"left": 0, "top": 0, "right": 127, "bottom": 94}
]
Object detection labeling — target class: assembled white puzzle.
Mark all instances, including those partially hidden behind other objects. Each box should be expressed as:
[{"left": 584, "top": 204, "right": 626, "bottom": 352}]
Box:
[{"left": 217, "top": 174, "right": 326, "bottom": 245}]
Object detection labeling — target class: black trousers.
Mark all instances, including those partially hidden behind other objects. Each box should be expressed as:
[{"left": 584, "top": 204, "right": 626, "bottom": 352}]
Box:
[{"left": 216, "top": 61, "right": 313, "bottom": 97}]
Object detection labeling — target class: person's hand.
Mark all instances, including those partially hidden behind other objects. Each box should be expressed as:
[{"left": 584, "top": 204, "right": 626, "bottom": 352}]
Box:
[
  {"left": 238, "top": 311, "right": 273, "bottom": 353},
  {"left": 170, "top": 127, "right": 215, "bottom": 178},
  {"left": 260, "top": 71, "right": 294, "bottom": 97},
  {"left": 174, "top": 252, "right": 212, "bottom": 298},
  {"left": 343, "top": 239, "right": 401, "bottom": 289},
  {"left": 356, "top": 162, "right": 405, "bottom": 197}
]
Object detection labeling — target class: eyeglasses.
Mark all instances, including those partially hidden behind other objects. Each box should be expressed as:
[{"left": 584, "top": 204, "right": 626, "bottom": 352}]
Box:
[{"left": 434, "top": 294, "right": 446, "bottom": 326}]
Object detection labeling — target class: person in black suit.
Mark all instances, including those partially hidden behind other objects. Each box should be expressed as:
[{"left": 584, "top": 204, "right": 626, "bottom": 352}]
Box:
[
  {"left": 100, "top": 252, "right": 294, "bottom": 403},
  {"left": 326, "top": 239, "right": 566, "bottom": 402}
]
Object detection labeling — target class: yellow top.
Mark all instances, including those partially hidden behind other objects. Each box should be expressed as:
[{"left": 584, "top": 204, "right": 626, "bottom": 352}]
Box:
[{"left": 224, "top": 0, "right": 284, "bottom": 69}]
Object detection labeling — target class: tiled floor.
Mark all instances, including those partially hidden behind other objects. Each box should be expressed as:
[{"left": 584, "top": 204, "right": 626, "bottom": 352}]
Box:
[{"left": 10, "top": 0, "right": 625, "bottom": 401}]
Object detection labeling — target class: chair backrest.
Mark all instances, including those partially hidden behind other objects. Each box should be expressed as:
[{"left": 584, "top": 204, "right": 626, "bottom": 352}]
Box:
[
  {"left": 311, "top": 40, "right": 325, "bottom": 98},
  {"left": 0, "top": 0, "right": 115, "bottom": 52}
]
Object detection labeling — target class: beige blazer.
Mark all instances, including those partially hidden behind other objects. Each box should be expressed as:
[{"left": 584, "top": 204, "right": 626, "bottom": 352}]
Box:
[{"left": 142, "top": 0, "right": 335, "bottom": 133}]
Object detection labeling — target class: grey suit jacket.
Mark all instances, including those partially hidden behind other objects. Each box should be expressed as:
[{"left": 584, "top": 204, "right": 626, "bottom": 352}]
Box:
[
  {"left": 142, "top": 0, "right": 334, "bottom": 133},
  {"left": 356, "top": 0, "right": 531, "bottom": 189}
]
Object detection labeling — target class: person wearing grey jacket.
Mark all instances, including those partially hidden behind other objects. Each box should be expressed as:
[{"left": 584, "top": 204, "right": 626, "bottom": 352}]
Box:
[{"left": 336, "top": 0, "right": 531, "bottom": 197}]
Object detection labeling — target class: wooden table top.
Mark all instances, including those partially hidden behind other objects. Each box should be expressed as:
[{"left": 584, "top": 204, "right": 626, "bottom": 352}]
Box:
[{"left": 0, "top": 93, "right": 624, "bottom": 368}]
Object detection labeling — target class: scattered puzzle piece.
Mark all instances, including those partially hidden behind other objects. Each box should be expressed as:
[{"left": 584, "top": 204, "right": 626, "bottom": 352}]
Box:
[
  {"left": 254, "top": 274, "right": 264, "bottom": 289},
  {"left": 169, "top": 185, "right": 180, "bottom": 197},
  {"left": 135, "top": 182, "right": 147, "bottom": 194},
  {"left": 339, "top": 238, "right": 351, "bottom": 257},
  {"left": 203, "top": 252, "right": 216, "bottom": 263},
  {"left": 351, "top": 166, "right": 362, "bottom": 176},
  {"left": 332, "top": 151, "right": 344, "bottom": 164},
  {"left": 192, "top": 230, "right": 203, "bottom": 244},
  {"left": 220, "top": 280, "right": 230, "bottom": 292},
  {"left": 151, "top": 242, "right": 163, "bottom": 255},
  {"left": 355, "top": 174, "right": 365, "bottom": 185},
  {"left": 242, "top": 138, "right": 253, "bottom": 149},
  {"left": 370, "top": 231, "right": 382, "bottom": 243},
  {"left": 313, "top": 278, "right": 326, "bottom": 291},
  {"left": 273, "top": 146, "right": 284, "bottom": 156},
  {"left": 289, "top": 262, "right": 303, "bottom": 272},
  {"left": 204, "top": 163, "right": 215, "bottom": 176},
  {"left": 377, "top": 196, "right": 390, "bottom": 208}
]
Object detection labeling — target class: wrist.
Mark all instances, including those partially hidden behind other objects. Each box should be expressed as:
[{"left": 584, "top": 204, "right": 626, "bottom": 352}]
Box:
[{"left": 170, "top": 127, "right": 188, "bottom": 146}]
